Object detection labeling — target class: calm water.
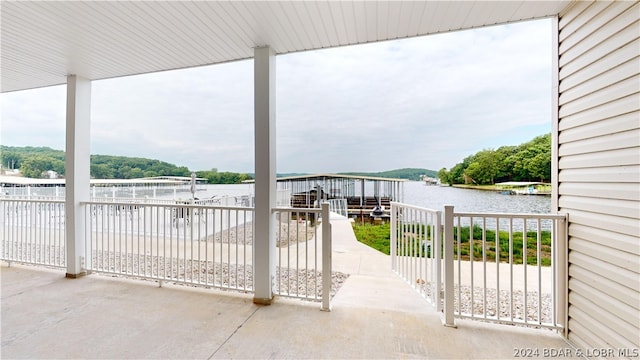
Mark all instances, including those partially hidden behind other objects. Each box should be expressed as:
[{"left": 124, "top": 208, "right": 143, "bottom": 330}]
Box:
[
  {"left": 4, "top": 180, "right": 550, "bottom": 214},
  {"left": 401, "top": 181, "right": 551, "bottom": 214},
  {"left": 190, "top": 181, "right": 551, "bottom": 214}
]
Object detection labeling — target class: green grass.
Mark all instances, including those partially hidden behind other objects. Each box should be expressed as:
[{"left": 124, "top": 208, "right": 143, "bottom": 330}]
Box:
[
  {"left": 351, "top": 223, "right": 552, "bottom": 266},
  {"left": 351, "top": 222, "right": 391, "bottom": 255},
  {"left": 453, "top": 225, "right": 552, "bottom": 266}
]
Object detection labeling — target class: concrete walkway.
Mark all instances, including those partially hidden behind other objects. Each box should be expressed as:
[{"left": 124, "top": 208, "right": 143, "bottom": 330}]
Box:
[{"left": 1, "top": 219, "right": 571, "bottom": 359}]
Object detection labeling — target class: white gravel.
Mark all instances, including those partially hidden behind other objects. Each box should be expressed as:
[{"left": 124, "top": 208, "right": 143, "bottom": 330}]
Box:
[
  {"left": 418, "top": 280, "right": 553, "bottom": 324},
  {"left": 89, "top": 251, "right": 349, "bottom": 299},
  {"left": 206, "top": 220, "right": 316, "bottom": 247}
]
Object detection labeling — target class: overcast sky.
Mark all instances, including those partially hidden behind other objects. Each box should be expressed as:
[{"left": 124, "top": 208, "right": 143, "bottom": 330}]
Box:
[{"left": 1, "top": 18, "right": 552, "bottom": 174}]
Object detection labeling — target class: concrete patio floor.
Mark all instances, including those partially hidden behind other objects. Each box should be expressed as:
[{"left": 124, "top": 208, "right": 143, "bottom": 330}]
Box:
[{"left": 1, "top": 219, "right": 572, "bottom": 359}]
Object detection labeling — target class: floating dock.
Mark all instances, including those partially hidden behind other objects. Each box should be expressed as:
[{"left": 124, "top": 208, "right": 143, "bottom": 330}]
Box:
[{"left": 277, "top": 174, "right": 405, "bottom": 221}]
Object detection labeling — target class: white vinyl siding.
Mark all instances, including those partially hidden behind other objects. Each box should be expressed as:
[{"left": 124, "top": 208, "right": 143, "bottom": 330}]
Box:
[{"left": 558, "top": 0, "right": 639, "bottom": 351}]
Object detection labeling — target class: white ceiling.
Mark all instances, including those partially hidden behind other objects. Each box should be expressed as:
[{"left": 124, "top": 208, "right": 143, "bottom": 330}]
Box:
[{"left": 1, "top": 1, "right": 573, "bottom": 93}]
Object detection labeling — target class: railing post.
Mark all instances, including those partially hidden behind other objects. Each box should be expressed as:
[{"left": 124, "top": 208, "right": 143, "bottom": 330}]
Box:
[
  {"left": 442, "top": 205, "right": 456, "bottom": 327},
  {"left": 434, "top": 210, "right": 443, "bottom": 312},
  {"left": 390, "top": 203, "right": 397, "bottom": 271},
  {"left": 321, "top": 202, "right": 332, "bottom": 311},
  {"left": 555, "top": 214, "right": 568, "bottom": 336}
]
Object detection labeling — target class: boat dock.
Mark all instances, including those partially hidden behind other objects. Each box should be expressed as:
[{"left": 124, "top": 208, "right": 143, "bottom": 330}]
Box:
[{"left": 277, "top": 174, "right": 405, "bottom": 221}]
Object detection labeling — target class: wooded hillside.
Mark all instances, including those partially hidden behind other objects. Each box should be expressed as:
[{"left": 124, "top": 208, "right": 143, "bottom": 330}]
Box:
[
  {"left": 2, "top": 146, "right": 435, "bottom": 183},
  {"left": 340, "top": 168, "right": 437, "bottom": 181},
  {"left": 438, "top": 134, "right": 551, "bottom": 185},
  {"left": 0, "top": 146, "right": 252, "bottom": 184}
]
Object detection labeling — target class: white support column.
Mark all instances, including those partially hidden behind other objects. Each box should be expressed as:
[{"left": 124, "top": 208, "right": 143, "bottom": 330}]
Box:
[
  {"left": 551, "top": 16, "right": 561, "bottom": 213},
  {"left": 253, "top": 46, "right": 276, "bottom": 305},
  {"left": 65, "top": 75, "right": 91, "bottom": 278}
]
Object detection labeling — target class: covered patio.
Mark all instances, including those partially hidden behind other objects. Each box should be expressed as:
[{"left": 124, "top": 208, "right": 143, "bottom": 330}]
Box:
[
  {"left": 1, "top": 0, "right": 573, "bottom": 304},
  {"left": 2, "top": 217, "right": 569, "bottom": 359},
  {"left": 2, "top": 0, "right": 638, "bottom": 356}
]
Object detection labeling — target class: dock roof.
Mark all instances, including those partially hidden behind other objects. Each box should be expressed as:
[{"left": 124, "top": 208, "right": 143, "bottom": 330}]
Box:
[
  {"left": 247, "top": 174, "right": 407, "bottom": 183},
  {"left": 496, "top": 181, "right": 548, "bottom": 187},
  {"left": 0, "top": 175, "right": 202, "bottom": 187}
]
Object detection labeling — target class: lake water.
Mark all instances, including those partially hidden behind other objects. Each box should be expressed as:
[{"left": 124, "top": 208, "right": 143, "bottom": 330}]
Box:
[
  {"left": 0, "top": 179, "right": 549, "bottom": 214},
  {"left": 4, "top": 180, "right": 550, "bottom": 214},
  {"left": 400, "top": 181, "right": 551, "bottom": 214},
  {"left": 190, "top": 181, "right": 551, "bottom": 214}
]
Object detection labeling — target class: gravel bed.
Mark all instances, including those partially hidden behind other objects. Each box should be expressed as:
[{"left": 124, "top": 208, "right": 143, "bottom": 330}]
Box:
[
  {"left": 418, "top": 281, "right": 553, "bottom": 324},
  {"left": 90, "top": 251, "right": 348, "bottom": 299},
  {"left": 206, "top": 220, "right": 316, "bottom": 247}
]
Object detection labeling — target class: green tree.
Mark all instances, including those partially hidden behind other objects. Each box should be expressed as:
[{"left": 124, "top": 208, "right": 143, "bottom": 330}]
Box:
[
  {"left": 527, "top": 152, "right": 551, "bottom": 181},
  {"left": 468, "top": 149, "right": 500, "bottom": 185},
  {"left": 20, "top": 156, "right": 64, "bottom": 178},
  {"left": 129, "top": 168, "right": 145, "bottom": 179},
  {"left": 441, "top": 133, "right": 551, "bottom": 185},
  {"left": 449, "top": 155, "right": 475, "bottom": 184},
  {"left": 494, "top": 145, "right": 517, "bottom": 182},
  {"left": 117, "top": 165, "right": 132, "bottom": 179},
  {"left": 91, "top": 163, "right": 112, "bottom": 179},
  {"left": 1, "top": 151, "right": 23, "bottom": 170},
  {"left": 196, "top": 170, "right": 253, "bottom": 184},
  {"left": 438, "top": 167, "right": 451, "bottom": 185}
]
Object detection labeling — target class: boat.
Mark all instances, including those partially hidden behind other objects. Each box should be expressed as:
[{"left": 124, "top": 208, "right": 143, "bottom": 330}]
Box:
[{"left": 421, "top": 176, "right": 441, "bottom": 186}]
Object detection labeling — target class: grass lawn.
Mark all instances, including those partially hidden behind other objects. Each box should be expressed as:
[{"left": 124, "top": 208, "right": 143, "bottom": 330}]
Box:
[
  {"left": 351, "top": 222, "right": 391, "bottom": 255},
  {"left": 352, "top": 223, "right": 552, "bottom": 266}
]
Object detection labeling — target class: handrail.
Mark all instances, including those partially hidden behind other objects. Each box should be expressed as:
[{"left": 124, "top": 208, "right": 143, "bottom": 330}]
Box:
[{"left": 392, "top": 202, "right": 568, "bottom": 330}]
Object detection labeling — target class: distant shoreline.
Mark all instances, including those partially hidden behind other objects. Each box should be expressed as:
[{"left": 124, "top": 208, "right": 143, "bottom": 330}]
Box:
[
  {"left": 450, "top": 183, "right": 552, "bottom": 196},
  {"left": 450, "top": 184, "right": 498, "bottom": 191}
]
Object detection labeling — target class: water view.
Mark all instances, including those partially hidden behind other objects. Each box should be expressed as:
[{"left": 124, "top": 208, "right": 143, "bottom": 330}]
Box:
[
  {"left": 3, "top": 180, "right": 551, "bottom": 215},
  {"left": 185, "top": 181, "right": 552, "bottom": 214},
  {"left": 401, "top": 181, "right": 551, "bottom": 214},
  {"left": 161, "top": 181, "right": 551, "bottom": 214}
]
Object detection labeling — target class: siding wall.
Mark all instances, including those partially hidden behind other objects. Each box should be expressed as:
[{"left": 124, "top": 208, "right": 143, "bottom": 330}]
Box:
[{"left": 557, "top": 0, "right": 639, "bottom": 351}]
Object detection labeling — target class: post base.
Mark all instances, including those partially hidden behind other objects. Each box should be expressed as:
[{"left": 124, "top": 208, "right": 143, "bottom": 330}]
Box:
[
  {"left": 440, "top": 315, "right": 457, "bottom": 328},
  {"left": 65, "top": 272, "right": 87, "bottom": 279},
  {"left": 253, "top": 297, "right": 273, "bottom": 305}
]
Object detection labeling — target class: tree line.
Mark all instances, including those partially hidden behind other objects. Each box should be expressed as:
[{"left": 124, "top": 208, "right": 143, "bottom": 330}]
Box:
[
  {"left": 196, "top": 168, "right": 253, "bottom": 184},
  {"left": 341, "top": 168, "right": 437, "bottom": 181},
  {"left": 438, "top": 134, "right": 551, "bottom": 185},
  {"left": 0, "top": 146, "right": 253, "bottom": 184}
]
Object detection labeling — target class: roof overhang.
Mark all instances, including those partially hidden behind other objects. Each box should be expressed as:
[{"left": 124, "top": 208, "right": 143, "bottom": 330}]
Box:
[{"left": 1, "top": 1, "right": 573, "bottom": 93}]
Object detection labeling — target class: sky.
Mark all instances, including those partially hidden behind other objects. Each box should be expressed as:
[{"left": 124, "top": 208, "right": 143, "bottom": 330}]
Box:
[{"left": 1, "top": 18, "right": 552, "bottom": 174}]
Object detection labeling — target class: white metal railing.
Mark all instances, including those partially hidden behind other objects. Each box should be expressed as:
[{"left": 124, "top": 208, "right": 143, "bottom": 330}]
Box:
[
  {"left": 89, "top": 195, "right": 253, "bottom": 207},
  {"left": 392, "top": 203, "right": 567, "bottom": 330},
  {"left": 272, "top": 204, "right": 332, "bottom": 308},
  {"left": 82, "top": 201, "right": 254, "bottom": 292},
  {"left": 443, "top": 206, "right": 567, "bottom": 329},
  {"left": 276, "top": 188, "right": 292, "bottom": 207},
  {"left": 2, "top": 197, "right": 333, "bottom": 307},
  {"left": 1, "top": 193, "right": 255, "bottom": 207},
  {"left": 0, "top": 199, "right": 66, "bottom": 268},
  {"left": 195, "top": 195, "right": 253, "bottom": 207},
  {"left": 390, "top": 202, "right": 442, "bottom": 310},
  {"left": 327, "top": 198, "right": 348, "bottom": 218}
]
